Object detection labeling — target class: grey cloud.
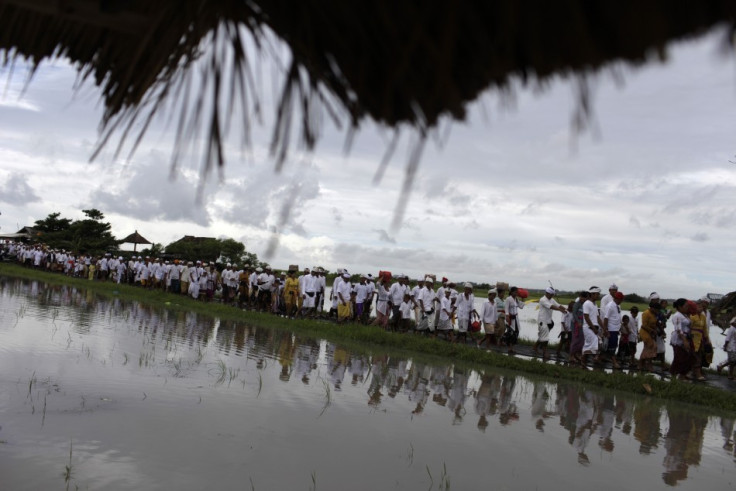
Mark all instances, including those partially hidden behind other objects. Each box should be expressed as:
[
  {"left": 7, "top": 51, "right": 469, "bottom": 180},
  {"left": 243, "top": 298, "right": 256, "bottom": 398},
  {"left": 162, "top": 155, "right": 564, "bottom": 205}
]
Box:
[
  {"left": 331, "top": 207, "right": 343, "bottom": 225},
  {"left": 691, "top": 232, "right": 709, "bottom": 242},
  {"left": 219, "top": 163, "right": 320, "bottom": 234},
  {"left": 374, "top": 229, "right": 396, "bottom": 244},
  {"left": 0, "top": 173, "right": 40, "bottom": 204},
  {"left": 629, "top": 215, "right": 641, "bottom": 228},
  {"left": 89, "top": 152, "right": 212, "bottom": 226},
  {"left": 519, "top": 201, "right": 543, "bottom": 216}
]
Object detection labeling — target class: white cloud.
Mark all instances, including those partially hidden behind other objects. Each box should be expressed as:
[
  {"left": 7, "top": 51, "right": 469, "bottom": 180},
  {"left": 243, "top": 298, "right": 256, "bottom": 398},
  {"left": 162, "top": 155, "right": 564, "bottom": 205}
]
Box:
[{"left": 0, "top": 172, "right": 40, "bottom": 204}]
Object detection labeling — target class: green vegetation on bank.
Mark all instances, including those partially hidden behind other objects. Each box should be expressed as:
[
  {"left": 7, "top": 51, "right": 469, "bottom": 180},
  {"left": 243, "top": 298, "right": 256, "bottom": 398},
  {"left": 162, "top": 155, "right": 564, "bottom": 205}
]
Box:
[{"left": 1, "top": 262, "right": 734, "bottom": 413}]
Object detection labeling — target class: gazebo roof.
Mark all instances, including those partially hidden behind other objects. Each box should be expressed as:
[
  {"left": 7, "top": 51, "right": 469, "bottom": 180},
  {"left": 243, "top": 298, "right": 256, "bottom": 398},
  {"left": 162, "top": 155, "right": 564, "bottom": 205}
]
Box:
[{"left": 121, "top": 230, "right": 151, "bottom": 245}]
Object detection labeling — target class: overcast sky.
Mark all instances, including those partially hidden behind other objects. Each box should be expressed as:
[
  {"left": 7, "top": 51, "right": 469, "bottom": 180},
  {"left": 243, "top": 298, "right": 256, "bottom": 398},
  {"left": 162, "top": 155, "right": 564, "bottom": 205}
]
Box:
[{"left": 1, "top": 28, "right": 735, "bottom": 299}]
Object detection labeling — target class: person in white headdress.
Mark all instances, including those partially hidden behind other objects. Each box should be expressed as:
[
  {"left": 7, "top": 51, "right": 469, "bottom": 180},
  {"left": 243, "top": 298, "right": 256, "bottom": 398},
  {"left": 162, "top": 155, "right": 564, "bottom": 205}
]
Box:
[
  {"left": 582, "top": 286, "right": 602, "bottom": 367},
  {"left": 534, "top": 287, "right": 567, "bottom": 360}
]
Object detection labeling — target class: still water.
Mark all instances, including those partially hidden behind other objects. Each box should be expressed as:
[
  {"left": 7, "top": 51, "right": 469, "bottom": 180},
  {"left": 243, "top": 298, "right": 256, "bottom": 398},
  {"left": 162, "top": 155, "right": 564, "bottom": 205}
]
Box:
[{"left": 0, "top": 277, "right": 734, "bottom": 490}]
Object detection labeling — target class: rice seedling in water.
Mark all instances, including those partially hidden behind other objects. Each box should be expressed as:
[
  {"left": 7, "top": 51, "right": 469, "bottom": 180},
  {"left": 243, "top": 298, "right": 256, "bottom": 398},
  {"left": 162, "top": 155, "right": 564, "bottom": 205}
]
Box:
[
  {"left": 318, "top": 379, "right": 332, "bottom": 417},
  {"left": 227, "top": 367, "right": 240, "bottom": 386},
  {"left": 211, "top": 359, "right": 228, "bottom": 386},
  {"left": 63, "top": 440, "right": 73, "bottom": 491},
  {"left": 309, "top": 471, "right": 317, "bottom": 491},
  {"left": 42, "top": 394, "right": 47, "bottom": 427},
  {"left": 257, "top": 372, "right": 263, "bottom": 397},
  {"left": 27, "top": 370, "right": 36, "bottom": 398},
  {"left": 406, "top": 443, "right": 414, "bottom": 467},
  {"left": 439, "top": 462, "right": 450, "bottom": 490}
]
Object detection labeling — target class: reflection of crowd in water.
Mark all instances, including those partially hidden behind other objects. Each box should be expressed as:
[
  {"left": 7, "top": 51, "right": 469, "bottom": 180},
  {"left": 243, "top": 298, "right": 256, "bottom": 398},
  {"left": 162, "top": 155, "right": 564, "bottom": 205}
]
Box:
[{"left": 3, "top": 276, "right": 736, "bottom": 485}]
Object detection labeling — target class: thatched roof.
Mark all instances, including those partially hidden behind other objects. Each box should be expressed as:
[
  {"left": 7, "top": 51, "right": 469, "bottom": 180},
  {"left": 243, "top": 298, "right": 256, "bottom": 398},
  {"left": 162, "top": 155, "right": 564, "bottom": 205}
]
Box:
[
  {"left": 2, "top": 1, "right": 734, "bottom": 160},
  {"left": 711, "top": 291, "right": 736, "bottom": 330},
  {"left": 121, "top": 230, "right": 150, "bottom": 245}
]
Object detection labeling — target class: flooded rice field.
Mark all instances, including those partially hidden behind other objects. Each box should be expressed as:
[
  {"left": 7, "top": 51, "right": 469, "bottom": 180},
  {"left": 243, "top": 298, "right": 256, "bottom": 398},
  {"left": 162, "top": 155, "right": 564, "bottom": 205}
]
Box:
[{"left": 0, "top": 277, "right": 734, "bottom": 490}]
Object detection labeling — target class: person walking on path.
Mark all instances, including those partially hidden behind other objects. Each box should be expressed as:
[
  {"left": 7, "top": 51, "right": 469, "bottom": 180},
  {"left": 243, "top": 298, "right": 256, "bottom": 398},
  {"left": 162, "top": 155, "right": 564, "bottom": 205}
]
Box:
[
  {"left": 670, "top": 298, "right": 694, "bottom": 381},
  {"left": 716, "top": 317, "right": 736, "bottom": 380},
  {"left": 534, "top": 287, "right": 567, "bottom": 360}
]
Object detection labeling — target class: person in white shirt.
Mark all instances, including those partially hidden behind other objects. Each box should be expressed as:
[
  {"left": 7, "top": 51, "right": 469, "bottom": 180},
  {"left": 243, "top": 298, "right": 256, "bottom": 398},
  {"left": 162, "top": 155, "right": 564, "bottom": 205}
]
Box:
[
  {"left": 504, "top": 286, "right": 524, "bottom": 351},
  {"left": 297, "top": 267, "right": 310, "bottom": 312},
  {"left": 115, "top": 256, "right": 127, "bottom": 285},
  {"left": 316, "top": 268, "right": 327, "bottom": 314},
  {"left": 454, "top": 283, "right": 478, "bottom": 344},
  {"left": 409, "top": 278, "right": 424, "bottom": 327},
  {"left": 478, "top": 289, "right": 499, "bottom": 349},
  {"left": 670, "top": 298, "right": 694, "bottom": 381},
  {"left": 388, "top": 275, "right": 409, "bottom": 330},
  {"left": 599, "top": 283, "right": 618, "bottom": 319},
  {"left": 417, "top": 277, "right": 437, "bottom": 333},
  {"left": 188, "top": 261, "right": 201, "bottom": 298},
  {"left": 354, "top": 275, "right": 369, "bottom": 322},
  {"left": 716, "top": 317, "right": 736, "bottom": 380},
  {"left": 337, "top": 273, "right": 353, "bottom": 323},
  {"left": 601, "top": 291, "right": 624, "bottom": 368},
  {"left": 624, "top": 306, "right": 639, "bottom": 364},
  {"left": 399, "top": 293, "right": 412, "bottom": 332},
  {"left": 371, "top": 276, "right": 391, "bottom": 329},
  {"left": 300, "top": 269, "right": 319, "bottom": 318},
  {"left": 557, "top": 301, "right": 575, "bottom": 357},
  {"left": 534, "top": 287, "right": 567, "bottom": 360},
  {"left": 362, "top": 273, "right": 374, "bottom": 320},
  {"left": 435, "top": 289, "right": 454, "bottom": 341},
  {"left": 582, "top": 286, "right": 602, "bottom": 366}
]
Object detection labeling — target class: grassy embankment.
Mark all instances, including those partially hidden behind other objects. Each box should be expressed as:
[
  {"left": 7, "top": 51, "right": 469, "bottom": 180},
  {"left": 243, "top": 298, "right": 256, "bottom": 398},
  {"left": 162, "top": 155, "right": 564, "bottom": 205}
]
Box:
[{"left": 1, "top": 262, "right": 734, "bottom": 412}]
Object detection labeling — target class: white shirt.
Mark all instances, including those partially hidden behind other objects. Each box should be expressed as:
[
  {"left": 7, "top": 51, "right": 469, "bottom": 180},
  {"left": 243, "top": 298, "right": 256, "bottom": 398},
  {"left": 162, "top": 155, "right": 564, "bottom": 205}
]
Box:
[
  {"left": 400, "top": 301, "right": 412, "bottom": 319},
  {"left": 302, "top": 274, "right": 318, "bottom": 294},
  {"left": 628, "top": 314, "right": 639, "bottom": 343},
  {"left": 420, "top": 286, "right": 436, "bottom": 312},
  {"left": 600, "top": 293, "right": 614, "bottom": 315},
  {"left": 538, "top": 295, "right": 561, "bottom": 324},
  {"left": 583, "top": 299, "right": 599, "bottom": 327},
  {"left": 603, "top": 302, "right": 622, "bottom": 332},
  {"left": 670, "top": 311, "right": 691, "bottom": 347},
  {"left": 337, "top": 281, "right": 352, "bottom": 304},
  {"left": 355, "top": 283, "right": 368, "bottom": 303},
  {"left": 439, "top": 296, "right": 452, "bottom": 321},
  {"left": 389, "top": 282, "right": 408, "bottom": 305},
  {"left": 481, "top": 300, "right": 498, "bottom": 324},
  {"left": 724, "top": 326, "right": 736, "bottom": 352},
  {"left": 455, "top": 293, "right": 475, "bottom": 318}
]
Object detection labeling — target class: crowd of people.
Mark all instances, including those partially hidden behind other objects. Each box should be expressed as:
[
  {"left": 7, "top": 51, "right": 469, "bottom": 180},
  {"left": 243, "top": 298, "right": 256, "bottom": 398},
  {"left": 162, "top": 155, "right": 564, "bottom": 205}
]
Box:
[{"left": 4, "top": 241, "right": 736, "bottom": 381}]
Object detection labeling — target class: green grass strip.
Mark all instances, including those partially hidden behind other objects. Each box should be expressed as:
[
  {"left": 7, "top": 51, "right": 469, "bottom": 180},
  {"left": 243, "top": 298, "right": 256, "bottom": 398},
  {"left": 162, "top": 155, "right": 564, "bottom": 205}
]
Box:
[{"left": 2, "top": 262, "right": 735, "bottom": 412}]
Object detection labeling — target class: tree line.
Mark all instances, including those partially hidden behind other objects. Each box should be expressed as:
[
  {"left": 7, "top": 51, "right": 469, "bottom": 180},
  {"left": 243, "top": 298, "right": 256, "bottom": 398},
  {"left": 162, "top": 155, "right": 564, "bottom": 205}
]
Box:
[{"left": 31, "top": 210, "right": 263, "bottom": 266}]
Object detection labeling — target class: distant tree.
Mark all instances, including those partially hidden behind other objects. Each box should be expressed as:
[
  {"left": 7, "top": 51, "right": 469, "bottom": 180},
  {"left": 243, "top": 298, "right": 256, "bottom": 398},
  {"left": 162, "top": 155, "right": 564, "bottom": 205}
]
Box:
[
  {"left": 34, "top": 212, "right": 72, "bottom": 233},
  {"left": 140, "top": 243, "right": 164, "bottom": 257},
  {"left": 624, "top": 293, "right": 646, "bottom": 304},
  {"left": 34, "top": 210, "right": 119, "bottom": 254},
  {"left": 164, "top": 236, "right": 264, "bottom": 266},
  {"left": 219, "top": 238, "right": 245, "bottom": 264},
  {"left": 70, "top": 209, "right": 120, "bottom": 255}
]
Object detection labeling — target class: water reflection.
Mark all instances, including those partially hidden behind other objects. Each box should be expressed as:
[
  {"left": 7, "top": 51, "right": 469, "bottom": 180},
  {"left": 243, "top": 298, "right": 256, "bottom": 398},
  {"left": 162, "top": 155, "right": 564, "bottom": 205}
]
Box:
[{"left": 1, "top": 276, "right": 735, "bottom": 489}]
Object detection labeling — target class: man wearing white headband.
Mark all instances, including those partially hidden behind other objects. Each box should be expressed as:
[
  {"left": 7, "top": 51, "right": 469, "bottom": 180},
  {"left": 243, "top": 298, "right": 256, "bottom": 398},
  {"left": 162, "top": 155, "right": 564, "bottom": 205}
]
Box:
[
  {"left": 582, "top": 286, "right": 602, "bottom": 366},
  {"left": 534, "top": 287, "right": 567, "bottom": 360}
]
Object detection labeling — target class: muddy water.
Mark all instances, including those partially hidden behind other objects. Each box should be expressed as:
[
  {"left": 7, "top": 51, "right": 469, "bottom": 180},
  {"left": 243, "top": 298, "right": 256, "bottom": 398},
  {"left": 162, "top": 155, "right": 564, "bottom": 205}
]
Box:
[{"left": 0, "top": 277, "right": 734, "bottom": 490}]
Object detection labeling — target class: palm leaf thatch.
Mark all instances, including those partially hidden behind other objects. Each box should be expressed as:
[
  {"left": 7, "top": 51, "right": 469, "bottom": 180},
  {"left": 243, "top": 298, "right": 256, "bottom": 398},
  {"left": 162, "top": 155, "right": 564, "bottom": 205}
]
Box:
[{"left": 1, "top": 0, "right": 735, "bottom": 226}]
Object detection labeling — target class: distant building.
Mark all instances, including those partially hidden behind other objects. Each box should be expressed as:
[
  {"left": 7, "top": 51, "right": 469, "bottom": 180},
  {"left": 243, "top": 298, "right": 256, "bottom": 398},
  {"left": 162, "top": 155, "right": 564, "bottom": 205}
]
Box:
[
  {"left": 706, "top": 293, "right": 724, "bottom": 304},
  {"left": 0, "top": 226, "right": 37, "bottom": 241},
  {"left": 171, "top": 235, "right": 216, "bottom": 244}
]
